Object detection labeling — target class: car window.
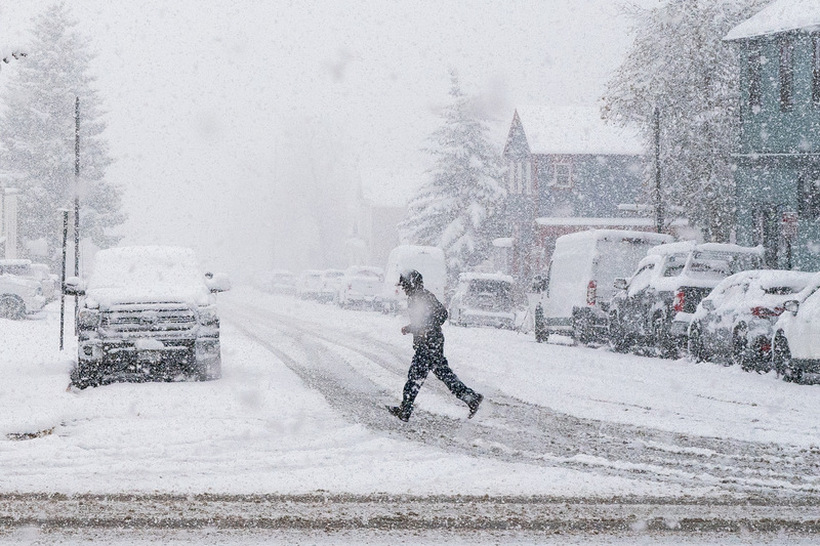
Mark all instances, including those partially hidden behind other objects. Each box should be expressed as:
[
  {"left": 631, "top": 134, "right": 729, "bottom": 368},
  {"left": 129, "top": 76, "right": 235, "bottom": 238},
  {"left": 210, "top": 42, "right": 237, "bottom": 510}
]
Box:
[
  {"left": 628, "top": 263, "right": 655, "bottom": 295},
  {"left": 660, "top": 253, "right": 688, "bottom": 277}
]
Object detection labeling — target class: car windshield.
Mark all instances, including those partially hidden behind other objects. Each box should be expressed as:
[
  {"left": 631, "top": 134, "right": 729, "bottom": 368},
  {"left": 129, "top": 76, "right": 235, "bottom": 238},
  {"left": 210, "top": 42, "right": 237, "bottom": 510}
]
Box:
[
  {"left": 688, "top": 250, "right": 761, "bottom": 279},
  {"left": 0, "top": 263, "right": 32, "bottom": 276}
]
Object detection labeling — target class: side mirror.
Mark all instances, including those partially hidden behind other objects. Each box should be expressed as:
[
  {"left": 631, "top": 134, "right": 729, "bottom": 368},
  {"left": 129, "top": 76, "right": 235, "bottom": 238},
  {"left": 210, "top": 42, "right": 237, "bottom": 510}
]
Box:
[
  {"left": 783, "top": 300, "right": 799, "bottom": 316},
  {"left": 701, "top": 299, "right": 715, "bottom": 312},
  {"left": 530, "top": 276, "right": 547, "bottom": 293},
  {"left": 206, "top": 273, "right": 231, "bottom": 293},
  {"left": 63, "top": 276, "right": 85, "bottom": 296},
  {"left": 613, "top": 278, "right": 628, "bottom": 291}
]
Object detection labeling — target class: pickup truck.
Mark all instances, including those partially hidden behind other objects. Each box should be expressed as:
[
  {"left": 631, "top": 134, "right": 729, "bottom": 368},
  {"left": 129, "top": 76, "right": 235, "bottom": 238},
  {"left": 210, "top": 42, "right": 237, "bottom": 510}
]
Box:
[{"left": 64, "top": 246, "right": 230, "bottom": 388}]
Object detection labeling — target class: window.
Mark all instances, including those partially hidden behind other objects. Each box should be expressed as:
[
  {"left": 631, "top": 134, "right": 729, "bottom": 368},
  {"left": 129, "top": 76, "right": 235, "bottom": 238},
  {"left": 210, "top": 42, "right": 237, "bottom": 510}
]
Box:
[
  {"left": 552, "top": 162, "right": 572, "bottom": 188},
  {"left": 748, "top": 42, "right": 762, "bottom": 110},
  {"left": 779, "top": 36, "right": 794, "bottom": 111},
  {"left": 798, "top": 172, "right": 820, "bottom": 219},
  {"left": 813, "top": 34, "right": 820, "bottom": 106}
]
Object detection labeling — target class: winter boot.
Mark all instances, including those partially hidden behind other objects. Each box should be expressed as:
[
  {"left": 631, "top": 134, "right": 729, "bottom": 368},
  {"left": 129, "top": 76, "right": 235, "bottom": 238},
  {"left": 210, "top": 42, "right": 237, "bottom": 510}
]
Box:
[
  {"left": 466, "top": 393, "right": 483, "bottom": 419},
  {"left": 387, "top": 405, "right": 410, "bottom": 422}
]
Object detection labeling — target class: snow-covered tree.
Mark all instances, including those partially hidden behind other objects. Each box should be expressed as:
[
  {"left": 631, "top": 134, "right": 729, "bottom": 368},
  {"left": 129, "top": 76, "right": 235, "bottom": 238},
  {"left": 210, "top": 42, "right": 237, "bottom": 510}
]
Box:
[
  {"left": 602, "top": 0, "right": 769, "bottom": 241},
  {"left": 400, "top": 72, "right": 506, "bottom": 282},
  {"left": 0, "top": 3, "right": 124, "bottom": 263}
]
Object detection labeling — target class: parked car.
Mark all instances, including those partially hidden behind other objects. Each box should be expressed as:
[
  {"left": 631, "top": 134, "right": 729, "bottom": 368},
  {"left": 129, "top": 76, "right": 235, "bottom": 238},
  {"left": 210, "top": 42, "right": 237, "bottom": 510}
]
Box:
[
  {"left": 297, "top": 269, "right": 324, "bottom": 300},
  {"left": 0, "top": 259, "right": 46, "bottom": 320},
  {"left": 254, "top": 269, "right": 297, "bottom": 295},
  {"left": 687, "top": 270, "right": 815, "bottom": 371},
  {"left": 528, "top": 229, "right": 674, "bottom": 344},
  {"left": 609, "top": 242, "right": 764, "bottom": 357},
  {"left": 29, "top": 263, "right": 58, "bottom": 302},
  {"left": 63, "top": 246, "right": 230, "bottom": 388},
  {"left": 337, "top": 266, "right": 384, "bottom": 309},
  {"left": 448, "top": 273, "right": 521, "bottom": 329},
  {"left": 771, "top": 273, "right": 820, "bottom": 383},
  {"left": 381, "top": 245, "right": 447, "bottom": 313},
  {"left": 318, "top": 269, "right": 345, "bottom": 303}
]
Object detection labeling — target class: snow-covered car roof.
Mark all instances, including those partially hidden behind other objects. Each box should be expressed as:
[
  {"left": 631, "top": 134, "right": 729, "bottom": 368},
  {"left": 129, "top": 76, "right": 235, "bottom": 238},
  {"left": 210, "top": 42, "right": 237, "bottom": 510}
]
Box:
[
  {"left": 345, "top": 265, "right": 384, "bottom": 277},
  {"left": 694, "top": 243, "right": 765, "bottom": 256},
  {"left": 694, "top": 269, "right": 818, "bottom": 321},
  {"left": 458, "top": 272, "right": 515, "bottom": 284},
  {"left": 647, "top": 241, "right": 697, "bottom": 256}
]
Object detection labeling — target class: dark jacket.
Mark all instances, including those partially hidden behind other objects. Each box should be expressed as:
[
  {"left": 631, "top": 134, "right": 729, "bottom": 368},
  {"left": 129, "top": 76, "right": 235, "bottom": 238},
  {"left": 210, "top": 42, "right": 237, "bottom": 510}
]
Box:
[{"left": 403, "top": 287, "right": 448, "bottom": 350}]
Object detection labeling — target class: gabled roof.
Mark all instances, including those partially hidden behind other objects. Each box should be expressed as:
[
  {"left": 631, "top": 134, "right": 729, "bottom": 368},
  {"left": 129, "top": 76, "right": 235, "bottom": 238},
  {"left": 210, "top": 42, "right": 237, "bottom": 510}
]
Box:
[
  {"left": 504, "top": 106, "right": 643, "bottom": 156},
  {"left": 724, "top": 0, "right": 820, "bottom": 41}
]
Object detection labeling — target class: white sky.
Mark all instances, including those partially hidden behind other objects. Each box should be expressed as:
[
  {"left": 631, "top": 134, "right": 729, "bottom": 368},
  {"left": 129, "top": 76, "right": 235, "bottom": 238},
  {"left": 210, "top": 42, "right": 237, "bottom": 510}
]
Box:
[{"left": 0, "top": 0, "right": 664, "bottom": 275}]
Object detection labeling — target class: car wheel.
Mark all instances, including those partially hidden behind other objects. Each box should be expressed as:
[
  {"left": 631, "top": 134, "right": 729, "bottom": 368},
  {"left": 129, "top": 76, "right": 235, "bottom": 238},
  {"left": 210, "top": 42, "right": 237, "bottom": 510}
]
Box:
[
  {"left": 0, "top": 295, "right": 25, "bottom": 320},
  {"left": 687, "top": 322, "right": 707, "bottom": 363},
  {"left": 534, "top": 305, "right": 547, "bottom": 343},
  {"left": 732, "top": 324, "right": 750, "bottom": 370},
  {"left": 571, "top": 312, "right": 588, "bottom": 346},
  {"left": 608, "top": 314, "right": 632, "bottom": 353},
  {"left": 70, "top": 362, "right": 100, "bottom": 389},
  {"left": 772, "top": 331, "right": 793, "bottom": 381},
  {"left": 652, "top": 313, "right": 675, "bottom": 359}
]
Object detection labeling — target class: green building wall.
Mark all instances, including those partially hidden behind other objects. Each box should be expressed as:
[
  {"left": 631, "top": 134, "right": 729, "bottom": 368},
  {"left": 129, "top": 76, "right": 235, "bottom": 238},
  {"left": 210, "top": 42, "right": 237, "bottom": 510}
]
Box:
[{"left": 733, "top": 31, "right": 820, "bottom": 270}]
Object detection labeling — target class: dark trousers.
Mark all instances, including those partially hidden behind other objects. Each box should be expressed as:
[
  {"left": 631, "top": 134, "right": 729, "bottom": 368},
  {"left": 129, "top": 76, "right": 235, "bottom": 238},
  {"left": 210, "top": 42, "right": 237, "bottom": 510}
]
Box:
[{"left": 400, "top": 344, "right": 475, "bottom": 416}]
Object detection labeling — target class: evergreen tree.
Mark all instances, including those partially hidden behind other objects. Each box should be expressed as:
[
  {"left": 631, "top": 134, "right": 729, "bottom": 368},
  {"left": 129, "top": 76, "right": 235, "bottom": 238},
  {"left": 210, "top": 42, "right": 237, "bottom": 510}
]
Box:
[
  {"left": 0, "top": 3, "right": 124, "bottom": 263},
  {"left": 602, "top": 0, "right": 769, "bottom": 241},
  {"left": 400, "top": 72, "right": 506, "bottom": 282}
]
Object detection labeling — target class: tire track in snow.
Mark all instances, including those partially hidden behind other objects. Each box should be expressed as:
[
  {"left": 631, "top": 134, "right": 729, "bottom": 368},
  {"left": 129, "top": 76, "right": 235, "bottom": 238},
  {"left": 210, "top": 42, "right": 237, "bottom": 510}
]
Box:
[{"left": 222, "top": 299, "right": 820, "bottom": 500}]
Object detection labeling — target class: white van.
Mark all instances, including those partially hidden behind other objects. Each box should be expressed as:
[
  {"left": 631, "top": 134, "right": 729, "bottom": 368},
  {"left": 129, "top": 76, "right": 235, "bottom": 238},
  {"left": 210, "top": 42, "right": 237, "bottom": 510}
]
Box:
[
  {"left": 530, "top": 229, "right": 674, "bottom": 343},
  {"left": 381, "top": 245, "right": 447, "bottom": 312}
]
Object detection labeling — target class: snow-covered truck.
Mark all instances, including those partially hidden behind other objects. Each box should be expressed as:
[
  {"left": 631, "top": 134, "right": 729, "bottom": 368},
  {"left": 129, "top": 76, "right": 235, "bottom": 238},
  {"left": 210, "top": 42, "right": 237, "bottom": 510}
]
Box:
[{"left": 63, "top": 246, "right": 230, "bottom": 388}]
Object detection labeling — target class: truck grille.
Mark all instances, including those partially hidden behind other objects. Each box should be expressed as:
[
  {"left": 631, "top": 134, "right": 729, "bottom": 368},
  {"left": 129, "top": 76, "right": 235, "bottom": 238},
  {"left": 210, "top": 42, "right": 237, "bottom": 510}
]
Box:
[{"left": 102, "top": 303, "right": 197, "bottom": 335}]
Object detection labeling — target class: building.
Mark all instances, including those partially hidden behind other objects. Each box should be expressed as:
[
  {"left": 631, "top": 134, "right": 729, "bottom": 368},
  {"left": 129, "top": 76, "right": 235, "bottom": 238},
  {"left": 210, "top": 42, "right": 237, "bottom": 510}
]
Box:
[
  {"left": 347, "top": 185, "right": 406, "bottom": 270},
  {"left": 499, "top": 106, "right": 651, "bottom": 281},
  {"left": 725, "top": 0, "right": 820, "bottom": 269}
]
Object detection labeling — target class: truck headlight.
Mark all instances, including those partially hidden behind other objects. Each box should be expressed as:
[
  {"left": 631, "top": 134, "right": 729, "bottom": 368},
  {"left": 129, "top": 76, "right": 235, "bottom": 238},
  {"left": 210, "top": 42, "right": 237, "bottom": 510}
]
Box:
[
  {"left": 77, "top": 308, "right": 100, "bottom": 330},
  {"left": 198, "top": 306, "right": 219, "bottom": 327}
]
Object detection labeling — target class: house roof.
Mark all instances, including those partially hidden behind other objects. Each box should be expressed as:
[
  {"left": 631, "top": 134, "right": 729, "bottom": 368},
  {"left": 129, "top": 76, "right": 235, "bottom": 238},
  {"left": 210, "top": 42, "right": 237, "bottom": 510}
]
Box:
[
  {"left": 724, "top": 0, "right": 820, "bottom": 41},
  {"left": 508, "top": 106, "right": 643, "bottom": 156}
]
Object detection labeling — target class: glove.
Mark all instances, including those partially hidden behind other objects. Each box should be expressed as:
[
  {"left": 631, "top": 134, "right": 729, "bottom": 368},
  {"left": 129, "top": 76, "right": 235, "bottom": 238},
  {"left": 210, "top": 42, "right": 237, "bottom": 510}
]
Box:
[{"left": 401, "top": 325, "right": 410, "bottom": 335}]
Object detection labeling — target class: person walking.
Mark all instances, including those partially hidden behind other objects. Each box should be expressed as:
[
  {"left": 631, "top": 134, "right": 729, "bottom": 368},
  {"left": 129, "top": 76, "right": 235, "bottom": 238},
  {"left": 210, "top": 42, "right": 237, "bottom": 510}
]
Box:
[{"left": 388, "top": 269, "right": 483, "bottom": 422}]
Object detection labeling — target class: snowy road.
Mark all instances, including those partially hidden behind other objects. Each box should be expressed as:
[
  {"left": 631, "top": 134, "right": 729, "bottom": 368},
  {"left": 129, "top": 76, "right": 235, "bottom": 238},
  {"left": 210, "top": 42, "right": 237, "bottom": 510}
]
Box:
[
  {"left": 3, "top": 288, "right": 820, "bottom": 541},
  {"left": 222, "top": 293, "right": 820, "bottom": 500}
]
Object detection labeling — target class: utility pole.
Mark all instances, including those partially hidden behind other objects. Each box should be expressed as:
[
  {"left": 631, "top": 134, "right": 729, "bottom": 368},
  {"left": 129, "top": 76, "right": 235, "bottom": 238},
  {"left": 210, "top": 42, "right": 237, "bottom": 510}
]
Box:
[
  {"left": 653, "top": 107, "right": 664, "bottom": 234},
  {"left": 59, "top": 209, "right": 69, "bottom": 350},
  {"left": 74, "top": 97, "right": 81, "bottom": 328}
]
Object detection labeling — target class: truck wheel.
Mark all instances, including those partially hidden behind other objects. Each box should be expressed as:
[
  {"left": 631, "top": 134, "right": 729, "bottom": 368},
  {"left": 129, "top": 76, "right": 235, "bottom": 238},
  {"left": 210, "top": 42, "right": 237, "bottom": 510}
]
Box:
[
  {"left": 0, "top": 295, "right": 25, "bottom": 320},
  {"left": 732, "top": 324, "right": 750, "bottom": 370},
  {"left": 70, "top": 362, "right": 101, "bottom": 389}
]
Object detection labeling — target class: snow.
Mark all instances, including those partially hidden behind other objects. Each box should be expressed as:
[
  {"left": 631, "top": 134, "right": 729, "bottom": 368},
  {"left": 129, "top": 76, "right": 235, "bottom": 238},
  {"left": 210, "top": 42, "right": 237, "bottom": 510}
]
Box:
[
  {"left": 535, "top": 217, "right": 689, "bottom": 227},
  {"left": 513, "top": 106, "right": 643, "bottom": 155},
  {"left": 4, "top": 287, "right": 820, "bottom": 501},
  {"left": 84, "top": 246, "right": 212, "bottom": 307},
  {"left": 724, "top": 0, "right": 820, "bottom": 41}
]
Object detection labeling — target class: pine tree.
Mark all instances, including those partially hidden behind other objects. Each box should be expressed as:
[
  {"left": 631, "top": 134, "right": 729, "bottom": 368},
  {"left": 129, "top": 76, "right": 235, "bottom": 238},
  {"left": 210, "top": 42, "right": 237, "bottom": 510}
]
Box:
[
  {"left": 602, "top": 0, "right": 769, "bottom": 241},
  {"left": 400, "top": 72, "right": 506, "bottom": 282},
  {"left": 0, "top": 3, "right": 124, "bottom": 263}
]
